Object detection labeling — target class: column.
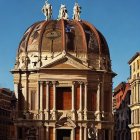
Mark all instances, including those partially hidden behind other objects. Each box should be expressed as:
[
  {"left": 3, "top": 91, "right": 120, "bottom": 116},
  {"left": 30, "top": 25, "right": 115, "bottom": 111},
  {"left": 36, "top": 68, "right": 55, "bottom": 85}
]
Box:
[
  {"left": 25, "top": 73, "right": 28, "bottom": 110},
  {"left": 131, "top": 132, "right": 133, "bottom": 140},
  {"left": 136, "top": 82, "right": 139, "bottom": 103},
  {"left": 136, "top": 109, "right": 138, "bottom": 124},
  {"left": 84, "top": 83, "right": 88, "bottom": 120},
  {"left": 101, "top": 75, "right": 105, "bottom": 112},
  {"left": 79, "top": 81, "right": 83, "bottom": 120},
  {"left": 134, "top": 83, "right": 136, "bottom": 103},
  {"left": 130, "top": 84, "right": 133, "bottom": 105},
  {"left": 134, "top": 110, "right": 136, "bottom": 124},
  {"left": 36, "top": 82, "right": 39, "bottom": 111},
  {"left": 109, "top": 129, "right": 112, "bottom": 140},
  {"left": 132, "top": 110, "right": 134, "bottom": 125},
  {"left": 40, "top": 81, "right": 43, "bottom": 111},
  {"left": 53, "top": 81, "right": 57, "bottom": 120},
  {"left": 84, "top": 127, "right": 87, "bottom": 140},
  {"left": 96, "top": 82, "right": 101, "bottom": 121},
  {"left": 79, "top": 82, "right": 83, "bottom": 111},
  {"left": 39, "top": 81, "right": 43, "bottom": 120},
  {"left": 46, "top": 81, "right": 49, "bottom": 120},
  {"left": 137, "top": 131, "right": 139, "bottom": 140},
  {"left": 72, "top": 82, "right": 75, "bottom": 111},
  {"left": 132, "top": 83, "right": 135, "bottom": 104},
  {"left": 46, "top": 126, "right": 49, "bottom": 140},
  {"left": 80, "top": 126, "right": 83, "bottom": 140},
  {"left": 71, "top": 128, "right": 75, "bottom": 140},
  {"left": 53, "top": 127, "right": 56, "bottom": 140},
  {"left": 14, "top": 83, "right": 18, "bottom": 99},
  {"left": 138, "top": 82, "right": 140, "bottom": 102},
  {"left": 139, "top": 108, "right": 140, "bottom": 124},
  {"left": 72, "top": 82, "right": 75, "bottom": 120},
  {"left": 14, "top": 83, "right": 19, "bottom": 113}
]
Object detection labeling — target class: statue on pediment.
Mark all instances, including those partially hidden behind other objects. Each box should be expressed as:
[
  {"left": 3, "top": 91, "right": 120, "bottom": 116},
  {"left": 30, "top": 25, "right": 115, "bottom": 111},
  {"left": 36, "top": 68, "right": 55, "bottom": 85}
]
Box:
[
  {"left": 88, "top": 124, "right": 98, "bottom": 140},
  {"left": 42, "top": 0, "right": 52, "bottom": 20},
  {"left": 58, "top": 4, "right": 68, "bottom": 20},
  {"left": 73, "top": 2, "right": 81, "bottom": 21}
]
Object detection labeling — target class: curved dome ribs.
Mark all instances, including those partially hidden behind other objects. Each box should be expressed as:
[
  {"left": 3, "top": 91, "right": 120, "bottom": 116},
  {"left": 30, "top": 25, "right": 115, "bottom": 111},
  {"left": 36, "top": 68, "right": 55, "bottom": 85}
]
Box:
[
  {"left": 97, "top": 31, "right": 110, "bottom": 59},
  {"left": 25, "top": 24, "right": 39, "bottom": 53},
  {"left": 18, "top": 25, "right": 34, "bottom": 55},
  {"left": 38, "top": 21, "right": 50, "bottom": 63},
  {"left": 74, "top": 20, "right": 87, "bottom": 57},
  {"left": 65, "top": 21, "right": 76, "bottom": 52},
  {"left": 61, "top": 19, "right": 66, "bottom": 51},
  {"left": 82, "top": 21, "right": 101, "bottom": 55},
  {"left": 16, "top": 19, "right": 111, "bottom": 71}
]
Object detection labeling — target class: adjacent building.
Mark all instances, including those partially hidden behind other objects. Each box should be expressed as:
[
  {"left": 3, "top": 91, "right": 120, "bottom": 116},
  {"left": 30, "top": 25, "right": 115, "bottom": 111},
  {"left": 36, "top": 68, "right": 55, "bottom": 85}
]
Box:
[
  {"left": 128, "top": 52, "right": 140, "bottom": 140},
  {"left": 11, "top": 2, "right": 116, "bottom": 140},
  {"left": 0, "top": 88, "right": 16, "bottom": 140},
  {"left": 113, "top": 82, "right": 131, "bottom": 140}
]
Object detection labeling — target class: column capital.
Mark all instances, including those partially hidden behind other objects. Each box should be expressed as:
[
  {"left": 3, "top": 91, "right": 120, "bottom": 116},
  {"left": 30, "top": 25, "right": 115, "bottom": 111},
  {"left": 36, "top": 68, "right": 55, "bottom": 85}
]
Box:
[
  {"left": 79, "top": 81, "right": 84, "bottom": 85},
  {"left": 84, "top": 82, "right": 88, "bottom": 86},
  {"left": 52, "top": 81, "right": 58, "bottom": 85},
  {"left": 72, "top": 81, "right": 76, "bottom": 85},
  {"left": 39, "top": 81, "right": 44, "bottom": 84},
  {"left": 45, "top": 81, "right": 50, "bottom": 85}
]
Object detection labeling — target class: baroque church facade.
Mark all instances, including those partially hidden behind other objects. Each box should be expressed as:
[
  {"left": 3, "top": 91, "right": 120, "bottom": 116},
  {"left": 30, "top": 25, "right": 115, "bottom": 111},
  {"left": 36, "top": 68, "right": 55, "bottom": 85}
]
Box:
[{"left": 12, "top": 1, "right": 115, "bottom": 140}]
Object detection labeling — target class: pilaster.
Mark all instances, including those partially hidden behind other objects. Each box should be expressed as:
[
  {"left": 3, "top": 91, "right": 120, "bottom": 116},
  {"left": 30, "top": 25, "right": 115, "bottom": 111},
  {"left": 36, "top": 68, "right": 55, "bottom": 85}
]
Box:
[
  {"left": 96, "top": 82, "right": 101, "bottom": 121},
  {"left": 53, "top": 81, "right": 57, "bottom": 120},
  {"left": 46, "top": 81, "right": 50, "bottom": 120},
  {"left": 72, "top": 81, "right": 76, "bottom": 120},
  {"left": 79, "top": 81, "right": 83, "bottom": 120},
  {"left": 39, "top": 81, "right": 43, "bottom": 119},
  {"left": 84, "top": 82, "right": 88, "bottom": 120}
]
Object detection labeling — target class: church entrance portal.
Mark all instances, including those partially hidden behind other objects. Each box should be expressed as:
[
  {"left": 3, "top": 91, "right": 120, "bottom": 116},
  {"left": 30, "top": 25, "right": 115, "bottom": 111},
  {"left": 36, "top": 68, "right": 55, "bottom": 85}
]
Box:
[{"left": 57, "top": 129, "right": 71, "bottom": 140}]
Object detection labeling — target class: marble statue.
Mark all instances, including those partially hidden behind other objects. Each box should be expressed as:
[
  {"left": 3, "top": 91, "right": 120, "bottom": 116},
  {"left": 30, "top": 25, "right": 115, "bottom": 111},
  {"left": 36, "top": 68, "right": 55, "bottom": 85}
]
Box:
[
  {"left": 73, "top": 2, "right": 81, "bottom": 21},
  {"left": 42, "top": 0, "right": 52, "bottom": 20},
  {"left": 88, "top": 124, "right": 98, "bottom": 139},
  {"left": 58, "top": 4, "right": 68, "bottom": 20}
]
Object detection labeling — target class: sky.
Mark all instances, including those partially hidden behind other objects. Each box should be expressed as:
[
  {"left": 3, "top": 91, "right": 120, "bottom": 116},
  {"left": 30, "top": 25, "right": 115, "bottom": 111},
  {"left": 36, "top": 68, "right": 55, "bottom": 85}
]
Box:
[{"left": 0, "top": 0, "right": 140, "bottom": 90}]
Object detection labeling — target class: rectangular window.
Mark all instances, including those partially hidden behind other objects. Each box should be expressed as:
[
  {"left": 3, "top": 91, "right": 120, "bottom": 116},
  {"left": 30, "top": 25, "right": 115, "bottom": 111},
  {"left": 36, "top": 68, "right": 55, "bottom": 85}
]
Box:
[
  {"left": 133, "top": 63, "right": 135, "bottom": 72},
  {"left": 56, "top": 87, "right": 72, "bottom": 110},
  {"left": 137, "top": 60, "right": 139, "bottom": 69}
]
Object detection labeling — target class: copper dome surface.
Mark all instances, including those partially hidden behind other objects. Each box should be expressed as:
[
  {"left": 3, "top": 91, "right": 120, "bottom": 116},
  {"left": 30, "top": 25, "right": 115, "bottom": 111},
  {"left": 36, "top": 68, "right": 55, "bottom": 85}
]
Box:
[{"left": 16, "top": 19, "right": 111, "bottom": 71}]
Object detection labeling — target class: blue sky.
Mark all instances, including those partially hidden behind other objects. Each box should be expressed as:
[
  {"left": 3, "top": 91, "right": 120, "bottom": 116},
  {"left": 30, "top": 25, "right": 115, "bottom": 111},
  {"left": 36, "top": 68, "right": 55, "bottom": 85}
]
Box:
[{"left": 0, "top": 0, "right": 140, "bottom": 90}]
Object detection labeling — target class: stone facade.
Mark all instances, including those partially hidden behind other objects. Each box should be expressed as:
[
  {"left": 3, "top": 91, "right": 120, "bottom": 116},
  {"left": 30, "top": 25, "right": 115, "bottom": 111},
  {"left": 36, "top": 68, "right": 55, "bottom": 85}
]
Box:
[
  {"left": 128, "top": 52, "right": 140, "bottom": 140},
  {"left": 113, "top": 82, "right": 131, "bottom": 140},
  {"left": 11, "top": 2, "right": 115, "bottom": 140}
]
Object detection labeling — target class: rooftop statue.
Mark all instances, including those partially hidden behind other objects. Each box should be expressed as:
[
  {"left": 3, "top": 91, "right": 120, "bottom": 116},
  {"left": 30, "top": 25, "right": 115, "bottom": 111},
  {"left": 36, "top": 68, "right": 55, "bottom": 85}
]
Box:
[
  {"left": 73, "top": 2, "right": 81, "bottom": 21},
  {"left": 42, "top": 0, "right": 52, "bottom": 20},
  {"left": 58, "top": 4, "right": 69, "bottom": 20}
]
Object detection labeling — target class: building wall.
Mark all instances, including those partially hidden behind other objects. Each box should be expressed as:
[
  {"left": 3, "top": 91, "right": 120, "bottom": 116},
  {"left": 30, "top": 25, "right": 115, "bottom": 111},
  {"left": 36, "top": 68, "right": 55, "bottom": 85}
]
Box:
[
  {"left": 0, "top": 88, "right": 16, "bottom": 140},
  {"left": 13, "top": 68, "right": 114, "bottom": 140},
  {"left": 128, "top": 52, "right": 140, "bottom": 140},
  {"left": 113, "top": 82, "right": 131, "bottom": 140}
]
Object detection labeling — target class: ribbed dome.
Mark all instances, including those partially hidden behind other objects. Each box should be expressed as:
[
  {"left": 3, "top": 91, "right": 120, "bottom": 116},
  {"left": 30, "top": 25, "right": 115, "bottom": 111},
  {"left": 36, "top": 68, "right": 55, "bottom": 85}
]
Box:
[{"left": 15, "top": 19, "right": 111, "bottom": 71}]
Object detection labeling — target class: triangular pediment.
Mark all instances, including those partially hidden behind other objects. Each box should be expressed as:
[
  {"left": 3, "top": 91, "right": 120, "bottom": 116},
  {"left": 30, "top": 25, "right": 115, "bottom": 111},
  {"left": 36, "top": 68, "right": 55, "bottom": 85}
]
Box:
[{"left": 40, "top": 54, "right": 89, "bottom": 70}]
